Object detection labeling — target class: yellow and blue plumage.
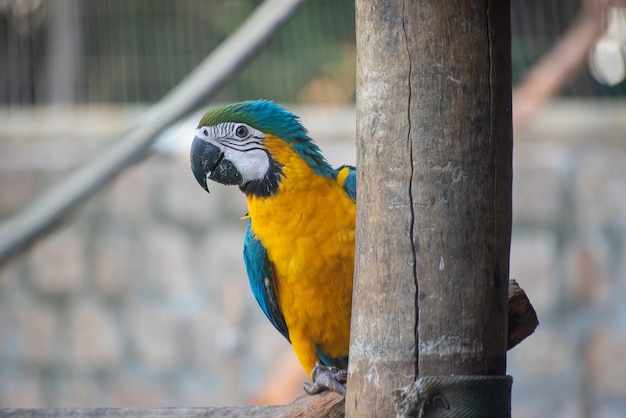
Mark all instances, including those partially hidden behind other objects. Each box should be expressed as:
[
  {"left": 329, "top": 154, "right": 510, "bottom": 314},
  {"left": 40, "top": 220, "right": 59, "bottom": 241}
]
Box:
[{"left": 190, "top": 100, "right": 356, "bottom": 394}]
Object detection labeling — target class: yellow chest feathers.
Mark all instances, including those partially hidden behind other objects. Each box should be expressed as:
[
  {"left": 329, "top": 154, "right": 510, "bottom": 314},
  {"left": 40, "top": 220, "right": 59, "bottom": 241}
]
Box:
[{"left": 245, "top": 135, "right": 356, "bottom": 303}]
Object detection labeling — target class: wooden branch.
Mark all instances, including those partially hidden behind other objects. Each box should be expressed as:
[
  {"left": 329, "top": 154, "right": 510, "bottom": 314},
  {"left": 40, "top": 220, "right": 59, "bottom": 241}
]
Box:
[
  {"left": 0, "top": 0, "right": 305, "bottom": 267},
  {"left": 507, "top": 279, "right": 539, "bottom": 350},
  {"left": 512, "top": 0, "right": 612, "bottom": 133},
  {"left": 0, "top": 392, "right": 345, "bottom": 418}
]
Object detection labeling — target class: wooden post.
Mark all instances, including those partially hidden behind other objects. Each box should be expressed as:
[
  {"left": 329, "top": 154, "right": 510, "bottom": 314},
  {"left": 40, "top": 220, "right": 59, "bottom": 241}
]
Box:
[{"left": 347, "top": 0, "right": 512, "bottom": 416}]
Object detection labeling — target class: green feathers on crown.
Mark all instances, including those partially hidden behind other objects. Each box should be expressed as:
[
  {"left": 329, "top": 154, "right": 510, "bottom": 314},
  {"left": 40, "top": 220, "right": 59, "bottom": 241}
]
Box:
[{"left": 198, "top": 100, "right": 335, "bottom": 178}]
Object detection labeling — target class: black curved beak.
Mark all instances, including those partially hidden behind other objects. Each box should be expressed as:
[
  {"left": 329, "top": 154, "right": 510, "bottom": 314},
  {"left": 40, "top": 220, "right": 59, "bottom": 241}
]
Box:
[
  {"left": 191, "top": 136, "right": 221, "bottom": 192},
  {"left": 190, "top": 136, "right": 243, "bottom": 192}
]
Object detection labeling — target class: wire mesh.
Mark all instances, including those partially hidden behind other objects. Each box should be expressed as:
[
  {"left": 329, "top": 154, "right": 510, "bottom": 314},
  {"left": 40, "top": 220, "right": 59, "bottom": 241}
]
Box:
[{"left": 0, "top": 0, "right": 624, "bottom": 107}]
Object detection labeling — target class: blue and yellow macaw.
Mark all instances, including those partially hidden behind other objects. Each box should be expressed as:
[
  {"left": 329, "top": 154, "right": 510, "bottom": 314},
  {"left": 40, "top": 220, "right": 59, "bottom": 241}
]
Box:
[{"left": 190, "top": 100, "right": 356, "bottom": 394}]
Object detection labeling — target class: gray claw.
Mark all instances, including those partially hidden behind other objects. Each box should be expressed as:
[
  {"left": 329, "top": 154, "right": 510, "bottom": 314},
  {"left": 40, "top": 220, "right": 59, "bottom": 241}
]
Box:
[{"left": 303, "top": 364, "right": 347, "bottom": 395}]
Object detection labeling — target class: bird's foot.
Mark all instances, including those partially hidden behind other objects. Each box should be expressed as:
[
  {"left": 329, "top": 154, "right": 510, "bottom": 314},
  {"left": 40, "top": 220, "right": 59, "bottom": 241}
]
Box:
[{"left": 303, "top": 364, "right": 347, "bottom": 396}]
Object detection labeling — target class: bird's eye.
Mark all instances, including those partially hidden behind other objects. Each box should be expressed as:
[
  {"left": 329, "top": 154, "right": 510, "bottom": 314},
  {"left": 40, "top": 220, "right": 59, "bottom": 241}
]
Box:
[
  {"left": 235, "top": 125, "right": 248, "bottom": 138},
  {"left": 202, "top": 128, "right": 209, "bottom": 136}
]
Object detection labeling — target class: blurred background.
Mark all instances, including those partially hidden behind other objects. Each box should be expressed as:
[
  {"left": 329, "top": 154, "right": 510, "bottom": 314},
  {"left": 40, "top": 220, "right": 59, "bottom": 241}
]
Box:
[{"left": 0, "top": 0, "right": 625, "bottom": 416}]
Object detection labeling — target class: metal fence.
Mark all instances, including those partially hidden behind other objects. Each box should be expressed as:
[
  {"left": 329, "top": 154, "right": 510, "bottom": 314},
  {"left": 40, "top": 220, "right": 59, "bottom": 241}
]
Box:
[{"left": 1, "top": 0, "right": 624, "bottom": 106}]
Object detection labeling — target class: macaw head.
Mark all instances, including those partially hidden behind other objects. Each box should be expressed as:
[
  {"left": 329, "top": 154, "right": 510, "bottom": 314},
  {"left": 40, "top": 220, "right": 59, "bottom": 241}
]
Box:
[{"left": 190, "top": 100, "right": 334, "bottom": 197}]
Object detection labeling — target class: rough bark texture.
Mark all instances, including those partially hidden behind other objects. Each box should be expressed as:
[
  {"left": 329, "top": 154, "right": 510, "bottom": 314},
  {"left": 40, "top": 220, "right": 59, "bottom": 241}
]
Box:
[
  {"left": 347, "top": 0, "right": 419, "bottom": 415},
  {"left": 410, "top": 0, "right": 512, "bottom": 378},
  {"left": 347, "top": 0, "right": 512, "bottom": 416}
]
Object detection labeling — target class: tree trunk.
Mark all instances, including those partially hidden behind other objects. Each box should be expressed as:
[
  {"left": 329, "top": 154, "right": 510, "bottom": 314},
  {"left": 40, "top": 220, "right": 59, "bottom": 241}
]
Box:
[{"left": 347, "top": 0, "right": 512, "bottom": 416}]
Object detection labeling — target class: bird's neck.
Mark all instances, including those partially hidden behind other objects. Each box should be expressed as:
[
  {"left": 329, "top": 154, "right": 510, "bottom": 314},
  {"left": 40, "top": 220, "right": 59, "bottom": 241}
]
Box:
[
  {"left": 240, "top": 134, "right": 331, "bottom": 197},
  {"left": 245, "top": 136, "right": 310, "bottom": 205}
]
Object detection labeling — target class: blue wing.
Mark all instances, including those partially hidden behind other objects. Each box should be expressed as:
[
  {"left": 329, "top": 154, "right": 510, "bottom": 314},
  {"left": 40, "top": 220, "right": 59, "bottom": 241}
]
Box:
[
  {"left": 243, "top": 221, "right": 290, "bottom": 343},
  {"left": 338, "top": 165, "right": 356, "bottom": 202}
]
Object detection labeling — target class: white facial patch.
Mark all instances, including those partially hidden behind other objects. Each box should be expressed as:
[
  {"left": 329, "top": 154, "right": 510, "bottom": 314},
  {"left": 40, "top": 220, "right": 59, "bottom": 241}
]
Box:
[
  {"left": 225, "top": 148, "right": 270, "bottom": 183},
  {"left": 196, "top": 122, "right": 270, "bottom": 183}
]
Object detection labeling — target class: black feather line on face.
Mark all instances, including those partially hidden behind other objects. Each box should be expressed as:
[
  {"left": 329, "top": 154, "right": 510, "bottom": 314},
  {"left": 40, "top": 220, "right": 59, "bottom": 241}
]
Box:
[{"left": 240, "top": 155, "right": 283, "bottom": 197}]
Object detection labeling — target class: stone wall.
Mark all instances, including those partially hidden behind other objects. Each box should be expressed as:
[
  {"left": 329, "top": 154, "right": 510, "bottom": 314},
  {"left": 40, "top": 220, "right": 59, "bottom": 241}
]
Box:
[
  {"left": 0, "top": 102, "right": 625, "bottom": 416},
  {"left": 508, "top": 101, "right": 626, "bottom": 418}
]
